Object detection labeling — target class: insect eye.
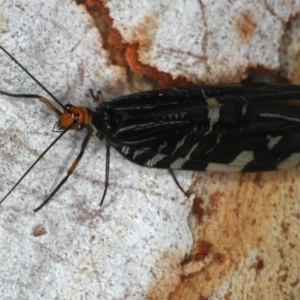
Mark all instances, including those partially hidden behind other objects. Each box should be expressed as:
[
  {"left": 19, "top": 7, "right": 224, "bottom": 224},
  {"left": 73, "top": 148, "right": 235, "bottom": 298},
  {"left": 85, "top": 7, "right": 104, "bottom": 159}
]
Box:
[
  {"left": 76, "top": 124, "right": 85, "bottom": 131},
  {"left": 65, "top": 103, "right": 72, "bottom": 111}
]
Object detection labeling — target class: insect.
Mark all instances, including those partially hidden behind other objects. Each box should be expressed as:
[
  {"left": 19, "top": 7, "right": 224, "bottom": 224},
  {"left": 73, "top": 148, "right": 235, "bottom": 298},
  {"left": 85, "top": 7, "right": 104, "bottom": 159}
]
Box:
[{"left": 1, "top": 44, "right": 300, "bottom": 212}]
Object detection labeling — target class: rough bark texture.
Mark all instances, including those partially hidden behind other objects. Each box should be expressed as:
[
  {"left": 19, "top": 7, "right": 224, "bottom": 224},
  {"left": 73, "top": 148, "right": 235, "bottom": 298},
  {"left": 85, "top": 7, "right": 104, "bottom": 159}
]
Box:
[{"left": 0, "top": 0, "right": 300, "bottom": 299}]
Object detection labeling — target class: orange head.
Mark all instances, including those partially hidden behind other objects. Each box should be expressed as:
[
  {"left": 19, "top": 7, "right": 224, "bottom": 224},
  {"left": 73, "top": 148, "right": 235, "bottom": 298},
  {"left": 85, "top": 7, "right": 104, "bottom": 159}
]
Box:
[{"left": 58, "top": 105, "right": 91, "bottom": 130}]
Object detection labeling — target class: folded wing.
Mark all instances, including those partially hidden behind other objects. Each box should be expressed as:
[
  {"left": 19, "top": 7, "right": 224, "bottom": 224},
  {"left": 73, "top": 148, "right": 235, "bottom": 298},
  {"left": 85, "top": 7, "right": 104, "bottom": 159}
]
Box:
[{"left": 105, "top": 85, "right": 300, "bottom": 172}]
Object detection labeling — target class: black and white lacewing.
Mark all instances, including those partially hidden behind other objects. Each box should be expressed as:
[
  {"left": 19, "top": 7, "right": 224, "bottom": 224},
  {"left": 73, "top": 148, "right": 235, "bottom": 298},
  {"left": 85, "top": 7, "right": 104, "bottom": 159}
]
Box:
[{"left": 1, "top": 44, "right": 300, "bottom": 211}]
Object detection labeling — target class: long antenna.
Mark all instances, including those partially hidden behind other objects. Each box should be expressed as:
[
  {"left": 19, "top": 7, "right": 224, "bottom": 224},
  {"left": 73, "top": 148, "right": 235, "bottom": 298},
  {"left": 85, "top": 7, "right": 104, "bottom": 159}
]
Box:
[
  {"left": 0, "top": 124, "right": 72, "bottom": 205},
  {"left": 0, "top": 44, "right": 66, "bottom": 110}
]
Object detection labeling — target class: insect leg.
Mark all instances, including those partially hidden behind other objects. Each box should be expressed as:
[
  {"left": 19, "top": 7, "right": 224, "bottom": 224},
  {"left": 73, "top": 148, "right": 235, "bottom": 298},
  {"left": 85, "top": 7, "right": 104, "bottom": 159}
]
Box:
[
  {"left": 100, "top": 144, "right": 110, "bottom": 206},
  {"left": 33, "top": 130, "right": 93, "bottom": 212},
  {"left": 0, "top": 91, "right": 63, "bottom": 115},
  {"left": 169, "top": 169, "right": 189, "bottom": 197},
  {"left": 89, "top": 89, "right": 104, "bottom": 103},
  {"left": 0, "top": 126, "right": 71, "bottom": 206}
]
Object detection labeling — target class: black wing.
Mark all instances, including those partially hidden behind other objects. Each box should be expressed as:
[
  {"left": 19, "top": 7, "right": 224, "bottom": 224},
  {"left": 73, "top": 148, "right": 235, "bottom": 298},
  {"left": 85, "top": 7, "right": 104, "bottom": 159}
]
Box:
[{"left": 104, "top": 84, "right": 300, "bottom": 172}]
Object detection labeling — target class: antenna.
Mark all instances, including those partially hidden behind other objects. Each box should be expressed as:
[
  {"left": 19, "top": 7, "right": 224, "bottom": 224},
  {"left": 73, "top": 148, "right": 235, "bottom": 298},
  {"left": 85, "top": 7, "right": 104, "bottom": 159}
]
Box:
[
  {"left": 0, "top": 126, "right": 71, "bottom": 206},
  {"left": 0, "top": 44, "right": 66, "bottom": 110}
]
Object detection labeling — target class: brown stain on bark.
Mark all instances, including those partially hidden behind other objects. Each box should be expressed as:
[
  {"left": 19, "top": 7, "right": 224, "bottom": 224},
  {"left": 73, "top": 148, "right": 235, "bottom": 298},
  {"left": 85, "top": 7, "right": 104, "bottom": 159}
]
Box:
[
  {"left": 86, "top": 0, "right": 194, "bottom": 87},
  {"left": 146, "top": 249, "right": 184, "bottom": 300},
  {"left": 170, "top": 169, "right": 300, "bottom": 299},
  {"left": 32, "top": 224, "right": 47, "bottom": 237},
  {"left": 192, "top": 197, "right": 205, "bottom": 224},
  {"left": 233, "top": 10, "right": 257, "bottom": 43}
]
